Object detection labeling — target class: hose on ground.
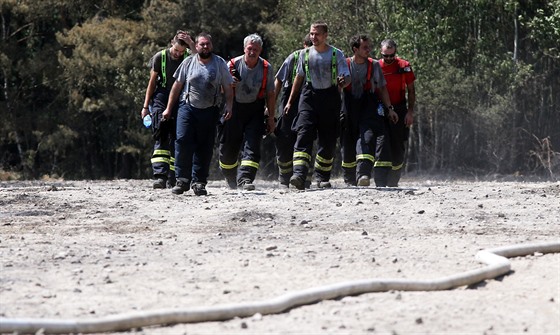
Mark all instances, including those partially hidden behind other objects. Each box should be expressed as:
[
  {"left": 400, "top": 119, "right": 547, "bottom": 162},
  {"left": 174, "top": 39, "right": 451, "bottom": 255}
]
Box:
[{"left": 1, "top": 240, "right": 558, "bottom": 334}]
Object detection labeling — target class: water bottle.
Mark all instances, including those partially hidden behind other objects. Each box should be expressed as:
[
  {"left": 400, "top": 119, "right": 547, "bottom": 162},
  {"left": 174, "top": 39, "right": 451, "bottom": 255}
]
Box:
[
  {"left": 143, "top": 114, "right": 152, "bottom": 128},
  {"left": 377, "top": 103, "right": 385, "bottom": 116}
]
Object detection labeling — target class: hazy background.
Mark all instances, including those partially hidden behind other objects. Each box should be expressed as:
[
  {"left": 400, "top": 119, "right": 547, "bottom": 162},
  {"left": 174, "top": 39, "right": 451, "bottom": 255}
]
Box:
[{"left": 1, "top": 0, "right": 558, "bottom": 181}]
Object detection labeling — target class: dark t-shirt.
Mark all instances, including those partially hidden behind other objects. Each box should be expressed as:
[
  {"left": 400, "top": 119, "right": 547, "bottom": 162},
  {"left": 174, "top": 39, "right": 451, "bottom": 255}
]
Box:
[{"left": 150, "top": 49, "right": 184, "bottom": 92}]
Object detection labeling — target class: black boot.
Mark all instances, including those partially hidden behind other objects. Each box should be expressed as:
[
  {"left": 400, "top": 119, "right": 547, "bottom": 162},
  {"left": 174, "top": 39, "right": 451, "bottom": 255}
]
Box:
[
  {"left": 373, "top": 167, "right": 390, "bottom": 187},
  {"left": 386, "top": 169, "right": 402, "bottom": 187}
]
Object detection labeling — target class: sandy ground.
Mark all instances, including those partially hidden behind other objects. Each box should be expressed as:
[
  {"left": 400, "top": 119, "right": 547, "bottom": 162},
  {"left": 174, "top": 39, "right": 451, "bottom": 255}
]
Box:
[{"left": 0, "top": 178, "right": 559, "bottom": 335}]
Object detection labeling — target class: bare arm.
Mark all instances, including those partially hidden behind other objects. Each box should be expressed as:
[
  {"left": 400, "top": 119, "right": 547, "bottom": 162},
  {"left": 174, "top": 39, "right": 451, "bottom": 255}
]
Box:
[
  {"left": 141, "top": 70, "right": 158, "bottom": 118},
  {"left": 337, "top": 75, "right": 350, "bottom": 89},
  {"left": 283, "top": 75, "right": 304, "bottom": 115},
  {"left": 222, "top": 83, "right": 234, "bottom": 121},
  {"left": 178, "top": 32, "right": 197, "bottom": 55},
  {"left": 265, "top": 89, "right": 276, "bottom": 133},
  {"left": 274, "top": 78, "right": 282, "bottom": 101},
  {"left": 162, "top": 80, "right": 184, "bottom": 121}
]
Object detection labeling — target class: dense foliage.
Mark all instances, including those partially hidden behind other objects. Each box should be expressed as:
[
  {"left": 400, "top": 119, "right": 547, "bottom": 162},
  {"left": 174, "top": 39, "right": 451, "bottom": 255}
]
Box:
[{"left": 1, "top": 0, "right": 558, "bottom": 180}]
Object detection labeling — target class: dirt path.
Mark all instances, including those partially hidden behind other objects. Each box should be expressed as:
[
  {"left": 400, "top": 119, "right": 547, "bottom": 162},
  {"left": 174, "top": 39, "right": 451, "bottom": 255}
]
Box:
[{"left": 1, "top": 179, "right": 559, "bottom": 334}]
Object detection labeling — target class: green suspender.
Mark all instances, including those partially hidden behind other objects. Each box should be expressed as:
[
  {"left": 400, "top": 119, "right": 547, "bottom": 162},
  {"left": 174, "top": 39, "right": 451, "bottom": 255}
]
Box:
[
  {"left": 161, "top": 49, "right": 167, "bottom": 88},
  {"left": 292, "top": 50, "right": 299, "bottom": 82},
  {"left": 160, "top": 49, "right": 187, "bottom": 88},
  {"left": 304, "top": 48, "right": 337, "bottom": 86}
]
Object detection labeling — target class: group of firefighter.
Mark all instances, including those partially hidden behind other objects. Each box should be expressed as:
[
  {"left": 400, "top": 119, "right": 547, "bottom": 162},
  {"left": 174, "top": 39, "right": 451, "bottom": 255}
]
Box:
[{"left": 141, "top": 21, "right": 415, "bottom": 196}]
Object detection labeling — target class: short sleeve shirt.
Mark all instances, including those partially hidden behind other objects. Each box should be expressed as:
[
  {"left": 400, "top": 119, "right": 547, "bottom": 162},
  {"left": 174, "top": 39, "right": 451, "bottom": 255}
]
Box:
[
  {"left": 275, "top": 50, "right": 302, "bottom": 88},
  {"left": 379, "top": 58, "right": 415, "bottom": 105},
  {"left": 230, "top": 56, "right": 275, "bottom": 103},
  {"left": 348, "top": 58, "right": 386, "bottom": 98},
  {"left": 173, "top": 54, "right": 233, "bottom": 109},
  {"left": 295, "top": 46, "right": 350, "bottom": 89},
  {"left": 150, "top": 49, "right": 184, "bottom": 92}
]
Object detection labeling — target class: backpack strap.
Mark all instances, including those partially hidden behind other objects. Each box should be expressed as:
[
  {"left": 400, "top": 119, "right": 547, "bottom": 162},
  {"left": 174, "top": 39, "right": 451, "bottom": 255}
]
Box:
[
  {"left": 363, "top": 57, "right": 373, "bottom": 91},
  {"left": 257, "top": 59, "right": 269, "bottom": 99},
  {"left": 229, "top": 58, "right": 236, "bottom": 75},
  {"left": 344, "top": 57, "right": 373, "bottom": 92},
  {"left": 344, "top": 57, "right": 352, "bottom": 92}
]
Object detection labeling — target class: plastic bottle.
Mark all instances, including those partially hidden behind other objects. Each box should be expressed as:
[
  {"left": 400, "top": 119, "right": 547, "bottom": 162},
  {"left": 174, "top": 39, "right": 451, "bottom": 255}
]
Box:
[
  {"left": 377, "top": 103, "right": 385, "bottom": 116},
  {"left": 143, "top": 114, "right": 152, "bottom": 128}
]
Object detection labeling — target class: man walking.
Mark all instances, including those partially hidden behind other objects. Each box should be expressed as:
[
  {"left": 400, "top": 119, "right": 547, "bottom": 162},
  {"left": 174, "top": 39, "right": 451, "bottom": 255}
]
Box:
[
  {"left": 378, "top": 39, "right": 416, "bottom": 187},
  {"left": 283, "top": 21, "right": 350, "bottom": 190},
  {"left": 273, "top": 34, "right": 312, "bottom": 188},
  {"left": 141, "top": 30, "right": 196, "bottom": 189},
  {"left": 341, "top": 34, "right": 397, "bottom": 187},
  {"left": 162, "top": 33, "right": 233, "bottom": 196},
  {"left": 219, "top": 33, "right": 276, "bottom": 191}
]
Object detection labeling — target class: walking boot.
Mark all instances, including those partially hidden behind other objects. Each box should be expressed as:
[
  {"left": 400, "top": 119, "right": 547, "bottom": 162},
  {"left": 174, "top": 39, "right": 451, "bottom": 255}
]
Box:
[
  {"left": 374, "top": 167, "right": 390, "bottom": 187},
  {"left": 289, "top": 175, "right": 305, "bottom": 190},
  {"left": 166, "top": 175, "right": 176, "bottom": 188},
  {"left": 225, "top": 177, "right": 237, "bottom": 190},
  {"left": 239, "top": 179, "right": 255, "bottom": 191},
  {"left": 316, "top": 181, "right": 332, "bottom": 189},
  {"left": 386, "top": 169, "right": 401, "bottom": 187},
  {"left": 172, "top": 179, "right": 190, "bottom": 195},
  {"left": 153, "top": 177, "right": 166, "bottom": 189},
  {"left": 191, "top": 182, "right": 208, "bottom": 196},
  {"left": 357, "top": 175, "right": 370, "bottom": 187}
]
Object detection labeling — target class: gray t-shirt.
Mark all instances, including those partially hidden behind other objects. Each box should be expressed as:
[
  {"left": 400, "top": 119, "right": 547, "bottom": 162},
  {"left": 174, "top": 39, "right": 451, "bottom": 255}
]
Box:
[
  {"left": 275, "top": 50, "right": 303, "bottom": 88},
  {"left": 230, "top": 56, "right": 275, "bottom": 103},
  {"left": 348, "top": 58, "right": 386, "bottom": 98},
  {"left": 173, "top": 54, "right": 233, "bottom": 109},
  {"left": 295, "top": 46, "right": 350, "bottom": 89}
]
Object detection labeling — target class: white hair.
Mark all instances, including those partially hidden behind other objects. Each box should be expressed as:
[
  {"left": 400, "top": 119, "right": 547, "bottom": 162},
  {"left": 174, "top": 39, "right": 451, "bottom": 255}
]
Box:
[{"left": 243, "top": 33, "right": 263, "bottom": 48}]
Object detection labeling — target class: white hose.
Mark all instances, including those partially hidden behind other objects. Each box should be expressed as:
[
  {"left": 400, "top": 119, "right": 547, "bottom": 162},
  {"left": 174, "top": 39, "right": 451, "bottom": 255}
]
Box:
[{"left": 1, "top": 240, "right": 558, "bottom": 334}]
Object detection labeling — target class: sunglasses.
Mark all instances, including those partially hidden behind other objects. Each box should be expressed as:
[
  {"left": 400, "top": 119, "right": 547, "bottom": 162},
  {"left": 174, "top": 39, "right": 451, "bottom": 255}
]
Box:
[{"left": 381, "top": 53, "right": 396, "bottom": 58}]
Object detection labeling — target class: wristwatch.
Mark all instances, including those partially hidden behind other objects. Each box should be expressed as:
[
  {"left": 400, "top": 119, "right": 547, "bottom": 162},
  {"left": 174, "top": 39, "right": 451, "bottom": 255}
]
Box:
[{"left": 388, "top": 105, "right": 394, "bottom": 110}]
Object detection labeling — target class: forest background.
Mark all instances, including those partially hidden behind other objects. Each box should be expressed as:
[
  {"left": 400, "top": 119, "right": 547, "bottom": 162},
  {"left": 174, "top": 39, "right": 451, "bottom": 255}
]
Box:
[{"left": 1, "top": 0, "right": 558, "bottom": 181}]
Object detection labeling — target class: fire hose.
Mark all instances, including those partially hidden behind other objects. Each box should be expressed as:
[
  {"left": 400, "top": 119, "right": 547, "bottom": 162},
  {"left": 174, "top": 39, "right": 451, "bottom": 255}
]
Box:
[{"left": 1, "top": 240, "right": 558, "bottom": 334}]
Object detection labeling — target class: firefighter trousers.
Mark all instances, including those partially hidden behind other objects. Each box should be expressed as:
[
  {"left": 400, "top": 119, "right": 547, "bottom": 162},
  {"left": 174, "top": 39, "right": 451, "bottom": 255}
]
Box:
[
  {"left": 219, "top": 99, "right": 265, "bottom": 186},
  {"left": 341, "top": 91, "right": 392, "bottom": 186},
  {"left": 150, "top": 91, "right": 176, "bottom": 182},
  {"left": 385, "top": 102, "right": 409, "bottom": 186},
  {"left": 274, "top": 86, "right": 299, "bottom": 185},
  {"left": 175, "top": 101, "right": 220, "bottom": 186},
  {"left": 292, "top": 84, "right": 341, "bottom": 183}
]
